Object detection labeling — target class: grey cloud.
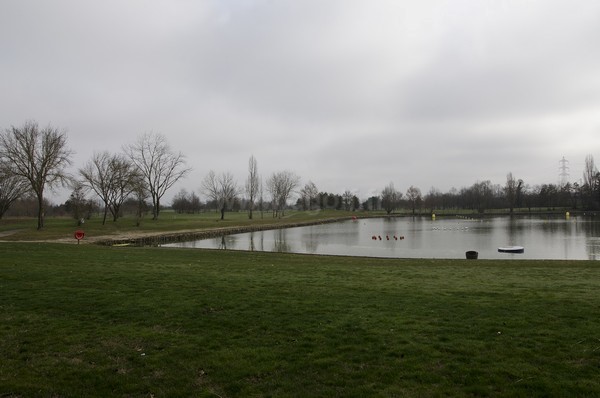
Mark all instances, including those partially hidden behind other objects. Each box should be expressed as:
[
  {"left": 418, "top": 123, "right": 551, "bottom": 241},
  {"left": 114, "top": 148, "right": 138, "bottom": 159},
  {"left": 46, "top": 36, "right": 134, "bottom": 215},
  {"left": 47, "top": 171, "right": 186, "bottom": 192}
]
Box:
[{"left": 1, "top": 0, "right": 599, "bottom": 203}]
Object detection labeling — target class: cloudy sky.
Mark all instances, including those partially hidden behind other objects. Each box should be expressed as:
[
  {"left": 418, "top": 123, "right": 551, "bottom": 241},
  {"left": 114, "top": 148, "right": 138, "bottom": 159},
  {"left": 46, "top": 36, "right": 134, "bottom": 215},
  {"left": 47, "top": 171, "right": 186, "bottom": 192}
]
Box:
[{"left": 1, "top": 0, "right": 599, "bottom": 203}]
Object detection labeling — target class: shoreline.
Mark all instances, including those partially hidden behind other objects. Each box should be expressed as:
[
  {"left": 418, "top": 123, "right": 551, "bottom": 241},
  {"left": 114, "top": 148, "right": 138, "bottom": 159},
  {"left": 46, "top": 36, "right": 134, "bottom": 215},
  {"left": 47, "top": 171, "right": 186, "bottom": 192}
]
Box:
[{"left": 94, "top": 216, "right": 357, "bottom": 246}]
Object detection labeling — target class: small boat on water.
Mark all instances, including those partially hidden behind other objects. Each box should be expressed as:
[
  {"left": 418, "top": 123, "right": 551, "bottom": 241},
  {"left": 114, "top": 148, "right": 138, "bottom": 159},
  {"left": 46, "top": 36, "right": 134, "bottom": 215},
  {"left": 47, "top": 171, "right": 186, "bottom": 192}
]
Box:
[{"left": 498, "top": 246, "right": 525, "bottom": 253}]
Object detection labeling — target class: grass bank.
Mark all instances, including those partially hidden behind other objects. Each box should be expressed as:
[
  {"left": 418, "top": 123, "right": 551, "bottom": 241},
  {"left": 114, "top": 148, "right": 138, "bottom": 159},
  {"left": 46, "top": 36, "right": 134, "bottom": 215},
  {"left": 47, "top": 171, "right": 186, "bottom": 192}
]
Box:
[
  {"left": 0, "top": 210, "right": 363, "bottom": 242},
  {"left": 1, "top": 243, "right": 599, "bottom": 397}
]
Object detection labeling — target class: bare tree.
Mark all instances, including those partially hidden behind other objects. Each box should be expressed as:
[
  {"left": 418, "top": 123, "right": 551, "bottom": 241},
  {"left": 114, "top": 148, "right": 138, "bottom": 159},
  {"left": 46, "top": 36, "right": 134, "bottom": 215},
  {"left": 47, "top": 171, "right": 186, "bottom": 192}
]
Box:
[
  {"left": 80, "top": 152, "right": 111, "bottom": 224},
  {"left": 68, "top": 182, "right": 89, "bottom": 225},
  {"left": 504, "top": 172, "right": 524, "bottom": 214},
  {"left": 405, "top": 185, "right": 422, "bottom": 215},
  {"left": 424, "top": 186, "right": 441, "bottom": 214},
  {"left": 0, "top": 121, "right": 73, "bottom": 229},
  {"left": 125, "top": 132, "right": 191, "bottom": 220},
  {"left": 202, "top": 170, "right": 239, "bottom": 220},
  {"left": 217, "top": 172, "right": 238, "bottom": 220},
  {"left": 80, "top": 152, "right": 140, "bottom": 224},
  {"left": 582, "top": 154, "right": 599, "bottom": 209},
  {"left": 299, "top": 181, "right": 319, "bottom": 210},
  {"left": 172, "top": 189, "right": 191, "bottom": 214},
  {"left": 0, "top": 160, "right": 28, "bottom": 219},
  {"left": 583, "top": 155, "right": 596, "bottom": 189},
  {"left": 132, "top": 175, "right": 150, "bottom": 227},
  {"left": 245, "top": 155, "right": 259, "bottom": 219},
  {"left": 202, "top": 170, "right": 219, "bottom": 213},
  {"left": 267, "top": 171, "right": 300, "bottom": 217},
  {"left": 258, "top": 177, "right": 265, "bottom": 219},
  {"left": 107, "top": 155, "right": 141, "bottom": 222},
  {"left": 381, "top": 182, "right": 401, "bottom": 215},
  {"left": 342, "top": 190, "right": 355, "bottom": 211}
]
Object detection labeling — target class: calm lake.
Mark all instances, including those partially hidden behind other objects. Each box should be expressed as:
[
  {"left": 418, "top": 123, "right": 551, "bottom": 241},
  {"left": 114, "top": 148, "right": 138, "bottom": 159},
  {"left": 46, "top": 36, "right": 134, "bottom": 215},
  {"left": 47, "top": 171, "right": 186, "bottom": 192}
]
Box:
[{"left": 164, "top": 215, "right": 600, "bottom": 260}]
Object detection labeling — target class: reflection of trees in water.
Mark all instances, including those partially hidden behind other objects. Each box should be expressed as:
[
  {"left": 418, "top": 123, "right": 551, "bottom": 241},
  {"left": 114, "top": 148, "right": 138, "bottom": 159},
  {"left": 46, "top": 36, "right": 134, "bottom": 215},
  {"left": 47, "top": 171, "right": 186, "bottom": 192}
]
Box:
[
  {"left": 248, "top": 232, "right": 256, "bottom": 251},
  {"left": 536, "top": 215, "right": 600, "bottom": 235},
  {"left": 272, "top": 229, "right": 291, "bottom": 253},
  {"left": 247, "top": 231, "right": 266, "bottom": 252},
  {"left": 217, "top": 235, "right": 237, "bottom": 250},
  {"left": 303, "top": 230, "right": 319, "bottom": 253},
  {"left": 586, "top": 237, "right": 600, "bottom": 260},
  {"left": 577, "top": 217, "right": 600, "bottom": 236}
]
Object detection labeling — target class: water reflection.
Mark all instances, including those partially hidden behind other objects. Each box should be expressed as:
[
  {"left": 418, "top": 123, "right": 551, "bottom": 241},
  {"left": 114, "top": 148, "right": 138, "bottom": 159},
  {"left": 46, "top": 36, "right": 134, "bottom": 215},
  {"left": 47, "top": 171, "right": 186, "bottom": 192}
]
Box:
[{"left": 164, "top": 216, "right": 600, "bottom": 260}]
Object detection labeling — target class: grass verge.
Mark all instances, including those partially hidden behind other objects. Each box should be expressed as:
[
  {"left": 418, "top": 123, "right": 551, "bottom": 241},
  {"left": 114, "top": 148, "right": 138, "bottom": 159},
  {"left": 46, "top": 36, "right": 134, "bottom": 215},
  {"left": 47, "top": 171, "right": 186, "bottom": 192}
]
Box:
[
  {"left": 0, "top": 210, "right": 363, "bottom": 242},
  {"left": 1, "top": 243, "right": 599, "bottom": 397}
]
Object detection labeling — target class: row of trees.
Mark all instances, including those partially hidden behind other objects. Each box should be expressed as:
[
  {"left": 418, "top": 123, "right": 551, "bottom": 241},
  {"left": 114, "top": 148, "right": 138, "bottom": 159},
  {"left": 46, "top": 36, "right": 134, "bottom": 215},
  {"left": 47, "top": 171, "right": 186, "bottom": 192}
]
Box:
[
  {"left": 2, "top": 120, "right": 600, "bottom": 229},
  {"left": 371, "top": 168, "right": 600, "bottom": 215},
  {"left": 0, "top": 121, "right": 191, "bottom": 228},
  {"left": 0, "top": 121, "right": 72, "bottom": 228},
  {"left": 199, "top": 164, "right": 301, "bottom": 220},
  {"left": 194, "top": 156, "right": 599, "bottom": 216}
]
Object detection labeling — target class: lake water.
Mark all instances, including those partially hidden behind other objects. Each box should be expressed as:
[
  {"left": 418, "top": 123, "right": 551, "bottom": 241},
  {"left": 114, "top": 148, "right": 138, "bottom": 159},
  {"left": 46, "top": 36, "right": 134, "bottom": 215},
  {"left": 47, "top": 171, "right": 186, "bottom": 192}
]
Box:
[{"left": 163, "top": 216, "right": 600, "bottom": 260}]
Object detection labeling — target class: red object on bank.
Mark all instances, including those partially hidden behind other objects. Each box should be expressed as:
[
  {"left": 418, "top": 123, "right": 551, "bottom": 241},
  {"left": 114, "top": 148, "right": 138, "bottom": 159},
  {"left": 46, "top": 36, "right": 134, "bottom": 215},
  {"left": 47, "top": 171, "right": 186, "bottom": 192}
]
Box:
[{"left": 74, "top": 230, "right": 85, "bottom": 243}]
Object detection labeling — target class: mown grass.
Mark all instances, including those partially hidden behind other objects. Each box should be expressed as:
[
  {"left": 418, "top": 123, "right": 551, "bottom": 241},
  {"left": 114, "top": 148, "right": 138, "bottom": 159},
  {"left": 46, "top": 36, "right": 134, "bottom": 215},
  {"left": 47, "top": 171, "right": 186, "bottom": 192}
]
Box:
[{"left": 1, "top": 242, "right": 599, "bottom": 397}]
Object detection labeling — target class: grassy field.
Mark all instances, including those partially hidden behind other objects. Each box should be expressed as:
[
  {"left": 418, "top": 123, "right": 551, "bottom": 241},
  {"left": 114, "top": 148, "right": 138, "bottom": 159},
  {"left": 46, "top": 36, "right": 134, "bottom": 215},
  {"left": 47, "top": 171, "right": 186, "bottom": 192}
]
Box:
[
  {"left": 1, "top": 242, "right": 599, "bottom": 397},
  {"left": 0, "top": 210, "right": 366, "bottom": 242}
]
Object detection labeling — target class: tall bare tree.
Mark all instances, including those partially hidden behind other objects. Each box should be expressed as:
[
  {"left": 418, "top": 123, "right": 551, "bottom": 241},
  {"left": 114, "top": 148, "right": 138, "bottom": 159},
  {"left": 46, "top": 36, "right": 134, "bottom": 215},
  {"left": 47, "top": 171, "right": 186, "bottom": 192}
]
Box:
[
  {"left": 80, "top": 151, "right": 140, "bottom": 224},
  {"left": 132, "top": 175, "right": 150, "bottom": 227},
  {"left": 68, "top": 182, "right": 91, "bottom": 225},
  {"left": 381, "top": 182, "right": 401, "bottom": 215},
  {"left": 405, "top": 185, "right": 422, "bottom": 215},
  {"left": 125, "top": 133, "right": 191, "bottom": 220},
  {"left": 0, "top": 121, "right": 73, "bottom": 229},
  {"left": 267, "top": 171, "right": 300, "bottom": 217},
  {"left": 342, "top": 190, "right": 355, "bottom": 211},
  {"left": 245, "top": 155, "right": 259, "bottom": 219},
  {"left": 258, "top": 176, "right": 265, "bottom": 219},
  {"left": 424, "top": 187, "right": 441, "bottom": 214},
  {"left": 583, "top": 154, "right": 598, "bottom": 209},
  {"left": 202, "top": 170, "right": 238, "bottom": 220},
  {"left": 299, "top": 181, "right": 319, "bottom": 210},
  {"left": 504, "top": 172, "right": 524, "bottom": 214},
  {"left": 0, "top": 160, "right": 28, "bottom": 219},
  {"left": 202, "top": 170, "right": 219, "bottom": 213},
  {"left": 107, "top": 156, "right": 141, "bottom": 222}
]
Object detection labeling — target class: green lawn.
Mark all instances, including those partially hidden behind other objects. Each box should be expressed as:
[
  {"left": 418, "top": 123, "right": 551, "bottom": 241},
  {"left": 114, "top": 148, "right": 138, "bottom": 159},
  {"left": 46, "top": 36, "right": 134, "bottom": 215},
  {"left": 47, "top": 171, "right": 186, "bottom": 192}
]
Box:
[
  {"left": 0, "top": 210, "right": 365, "bottom": 242},
  {"left": 1, "top": 242, "right": 599, "bottom": 397}
]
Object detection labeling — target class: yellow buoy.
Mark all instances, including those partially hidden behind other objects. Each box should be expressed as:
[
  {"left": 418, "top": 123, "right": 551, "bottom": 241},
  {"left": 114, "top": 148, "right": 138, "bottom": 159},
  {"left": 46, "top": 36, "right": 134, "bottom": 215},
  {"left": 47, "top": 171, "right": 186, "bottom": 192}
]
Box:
[
  {"left": 432, "top": 213, "right": 436, "bottom": 220},
  {"left": 566, "top": 211, "right": 570, "bottom": 219}
]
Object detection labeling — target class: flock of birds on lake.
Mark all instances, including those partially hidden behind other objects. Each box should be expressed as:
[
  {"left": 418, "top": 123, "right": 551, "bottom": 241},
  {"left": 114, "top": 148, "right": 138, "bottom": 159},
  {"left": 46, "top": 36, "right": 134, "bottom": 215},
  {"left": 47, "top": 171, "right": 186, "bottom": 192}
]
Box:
[
  {"left": 371, "top": 235, "right": 405, "bottom": 241},
  {"left": 367, "top": 216, "right": 482, "bottom": 241},
  {"left": 370, "top": 224, "right": 474, "bottom": 241}
]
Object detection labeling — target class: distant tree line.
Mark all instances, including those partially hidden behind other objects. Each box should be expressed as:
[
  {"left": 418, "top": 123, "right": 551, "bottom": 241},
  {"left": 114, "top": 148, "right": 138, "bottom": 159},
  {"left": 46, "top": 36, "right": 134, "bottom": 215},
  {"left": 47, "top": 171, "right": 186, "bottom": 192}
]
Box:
[{"left": 2, "top": 120, "right": 600, "bottom": 228}]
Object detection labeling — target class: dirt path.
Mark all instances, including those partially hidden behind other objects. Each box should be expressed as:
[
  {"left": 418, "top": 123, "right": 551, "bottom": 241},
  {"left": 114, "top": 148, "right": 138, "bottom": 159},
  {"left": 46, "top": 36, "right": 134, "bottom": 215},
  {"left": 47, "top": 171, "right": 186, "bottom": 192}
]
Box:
[{"left": 0, "top": 229, "right": 22, "bottom": 238}]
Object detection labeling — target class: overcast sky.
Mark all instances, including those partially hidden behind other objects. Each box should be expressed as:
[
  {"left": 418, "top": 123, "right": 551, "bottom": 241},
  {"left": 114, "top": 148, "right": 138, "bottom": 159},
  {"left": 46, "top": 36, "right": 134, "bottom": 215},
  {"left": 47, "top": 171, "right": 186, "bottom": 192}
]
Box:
[{"left": 1, "top": 0, "right": 599, "bottom": 203}]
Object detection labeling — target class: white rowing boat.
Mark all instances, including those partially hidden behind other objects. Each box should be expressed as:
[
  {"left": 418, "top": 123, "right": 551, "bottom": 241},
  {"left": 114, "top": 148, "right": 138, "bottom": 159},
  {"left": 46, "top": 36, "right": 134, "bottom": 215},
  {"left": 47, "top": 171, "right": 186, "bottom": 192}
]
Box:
[{"left": 498, "top": 246, "right": 524, "bottom": 253}]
